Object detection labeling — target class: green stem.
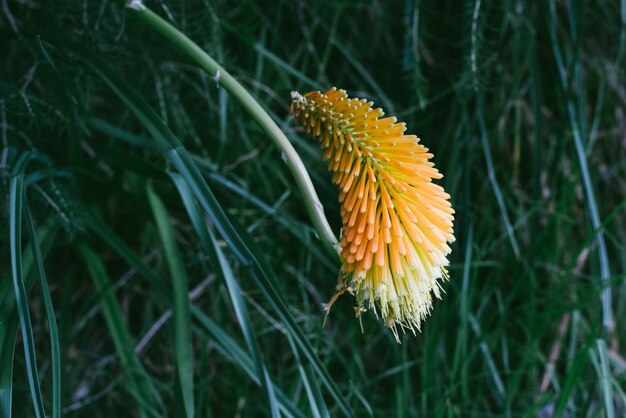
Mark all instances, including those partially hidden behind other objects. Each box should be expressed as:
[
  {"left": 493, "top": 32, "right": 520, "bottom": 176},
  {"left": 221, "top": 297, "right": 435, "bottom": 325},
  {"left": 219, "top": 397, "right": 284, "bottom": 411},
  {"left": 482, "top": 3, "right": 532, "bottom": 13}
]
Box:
[{"left": 127, "top": 1, "right": 340, "bottom": 259}]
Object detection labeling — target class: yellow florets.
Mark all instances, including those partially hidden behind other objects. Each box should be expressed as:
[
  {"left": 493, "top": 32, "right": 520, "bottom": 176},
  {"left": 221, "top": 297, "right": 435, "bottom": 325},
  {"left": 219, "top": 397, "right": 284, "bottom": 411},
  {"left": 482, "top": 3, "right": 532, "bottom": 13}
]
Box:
[{"left": 291, "top": 87, "right": 455, "bottom": 341}]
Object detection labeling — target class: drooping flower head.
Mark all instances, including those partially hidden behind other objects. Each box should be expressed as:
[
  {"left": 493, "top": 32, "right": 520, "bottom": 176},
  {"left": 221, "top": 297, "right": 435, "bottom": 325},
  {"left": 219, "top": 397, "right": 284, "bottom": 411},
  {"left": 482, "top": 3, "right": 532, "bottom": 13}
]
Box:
[{"left": 290, "top": 87, "right": 455, "bottom": 340}]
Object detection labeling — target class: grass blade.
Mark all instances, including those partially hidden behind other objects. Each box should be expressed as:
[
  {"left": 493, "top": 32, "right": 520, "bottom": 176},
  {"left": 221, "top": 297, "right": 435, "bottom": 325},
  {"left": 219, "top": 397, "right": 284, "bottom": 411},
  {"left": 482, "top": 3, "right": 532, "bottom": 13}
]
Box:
[
  {"left": 145, "top": 183, "right": 194, "bottom": 418},
  {"left": 477, "top": 103, "right": 520, "bottom": 260},
  {"left": 169, "top": 173, "right": 280, "bottom": 417},
  {"left": 0, "top": 269, "right": 20, "bottom": 418},
  {"left": 595, "top": 339, "right": 615, "bottom": 418},
  {"left": 77, "top": 243, "right": 163, "bottom": 418},
  {"left": 469, "top": 313, "right": 505, "bottom": 406},
  {"left": 206, "top": 224, "right": 281, "bottom": 418},
  {"left": 287, "top": 336, "right": 330, "bottom": 418},
  {"left": 9, "top": 152, "right": 47, "bottom": 418},
  {"left": 24, "top": 203, "right": 61, "bottom": 418},
  {"left": 0, "top": 220, "right": 57, "bottom": 418}
]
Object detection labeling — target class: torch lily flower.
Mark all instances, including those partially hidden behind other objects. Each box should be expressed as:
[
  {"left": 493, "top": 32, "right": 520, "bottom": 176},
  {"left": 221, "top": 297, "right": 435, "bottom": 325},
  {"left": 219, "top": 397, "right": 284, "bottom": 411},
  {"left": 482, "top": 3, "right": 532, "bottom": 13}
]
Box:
[{"left": 291, "top": 87, "right": 455, "bottom": 341}]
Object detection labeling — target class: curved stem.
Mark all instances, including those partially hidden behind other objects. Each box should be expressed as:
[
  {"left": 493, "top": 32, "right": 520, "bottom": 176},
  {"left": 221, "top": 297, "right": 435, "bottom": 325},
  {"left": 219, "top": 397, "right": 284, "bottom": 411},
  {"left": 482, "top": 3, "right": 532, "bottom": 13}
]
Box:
[{"left": 127, "top": 2, "right": 340, "bottom": 259}]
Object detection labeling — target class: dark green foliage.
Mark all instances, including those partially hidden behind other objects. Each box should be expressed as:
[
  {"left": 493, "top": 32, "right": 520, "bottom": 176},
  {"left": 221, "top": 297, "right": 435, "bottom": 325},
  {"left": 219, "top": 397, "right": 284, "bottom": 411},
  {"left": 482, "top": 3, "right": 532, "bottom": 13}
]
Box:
[{"left": 1, "top": 0, "right": 625, "bottom": 417}]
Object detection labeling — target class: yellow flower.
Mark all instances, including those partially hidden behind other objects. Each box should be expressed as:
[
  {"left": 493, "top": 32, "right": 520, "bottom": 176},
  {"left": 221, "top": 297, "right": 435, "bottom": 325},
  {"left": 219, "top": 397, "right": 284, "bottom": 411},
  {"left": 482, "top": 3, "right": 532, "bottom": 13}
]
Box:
[{"left": 291, "top": 87, "right": 455, "bottom": 340}]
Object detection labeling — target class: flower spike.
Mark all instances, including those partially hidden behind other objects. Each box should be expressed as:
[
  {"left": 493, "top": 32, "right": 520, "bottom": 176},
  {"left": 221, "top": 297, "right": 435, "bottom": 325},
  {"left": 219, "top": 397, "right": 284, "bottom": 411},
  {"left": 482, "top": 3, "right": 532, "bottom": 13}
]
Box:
[{"left": 291, "top": 87, "right": 455, "bottom": 341}]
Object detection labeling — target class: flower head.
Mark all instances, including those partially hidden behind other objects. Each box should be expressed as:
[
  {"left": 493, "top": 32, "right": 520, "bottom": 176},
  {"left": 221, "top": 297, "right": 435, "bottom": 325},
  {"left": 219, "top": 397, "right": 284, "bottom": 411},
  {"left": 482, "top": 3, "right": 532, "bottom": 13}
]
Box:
[{"left": 291, "top": 87, "right": 455, "bottom": 340}]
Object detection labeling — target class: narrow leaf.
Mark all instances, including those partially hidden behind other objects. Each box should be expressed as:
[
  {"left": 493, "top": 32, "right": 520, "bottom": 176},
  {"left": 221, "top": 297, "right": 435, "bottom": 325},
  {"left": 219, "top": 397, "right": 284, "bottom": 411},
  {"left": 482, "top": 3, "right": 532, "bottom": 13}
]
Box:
[
  {"left": 24, "top": 204, "right": 62, "bottom": 418},
  {"left": 9, "top": 152, "right": 47, "bottom": 418},
  {"left": 146, "top": 183, "right": 194, "bottom": 418},
  {"left": 77, "top": 243, "right": 163, "bottom": 418}
]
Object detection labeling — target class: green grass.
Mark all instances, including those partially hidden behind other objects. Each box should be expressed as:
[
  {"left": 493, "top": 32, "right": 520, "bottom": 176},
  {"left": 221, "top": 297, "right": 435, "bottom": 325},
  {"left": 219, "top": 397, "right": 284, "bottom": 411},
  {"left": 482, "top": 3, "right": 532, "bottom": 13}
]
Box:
[{"left": 1, "top": 0, "right": 626, "bottom": 417}]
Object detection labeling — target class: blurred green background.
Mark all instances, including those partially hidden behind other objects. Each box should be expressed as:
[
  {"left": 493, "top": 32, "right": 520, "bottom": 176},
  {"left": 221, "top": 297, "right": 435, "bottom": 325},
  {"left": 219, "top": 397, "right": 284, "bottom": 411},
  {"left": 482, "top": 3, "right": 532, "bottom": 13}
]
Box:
[{"left": 1, "top": 0, "right": 625, "bottom": 417}]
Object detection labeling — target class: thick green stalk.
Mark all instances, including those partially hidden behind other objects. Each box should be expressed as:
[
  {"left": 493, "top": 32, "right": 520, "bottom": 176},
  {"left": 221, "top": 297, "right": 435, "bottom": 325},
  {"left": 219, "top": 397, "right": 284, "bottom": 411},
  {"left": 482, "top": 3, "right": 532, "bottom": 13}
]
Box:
[{"left": 127, "top": 1, "right": 340, "bottom": 259}]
